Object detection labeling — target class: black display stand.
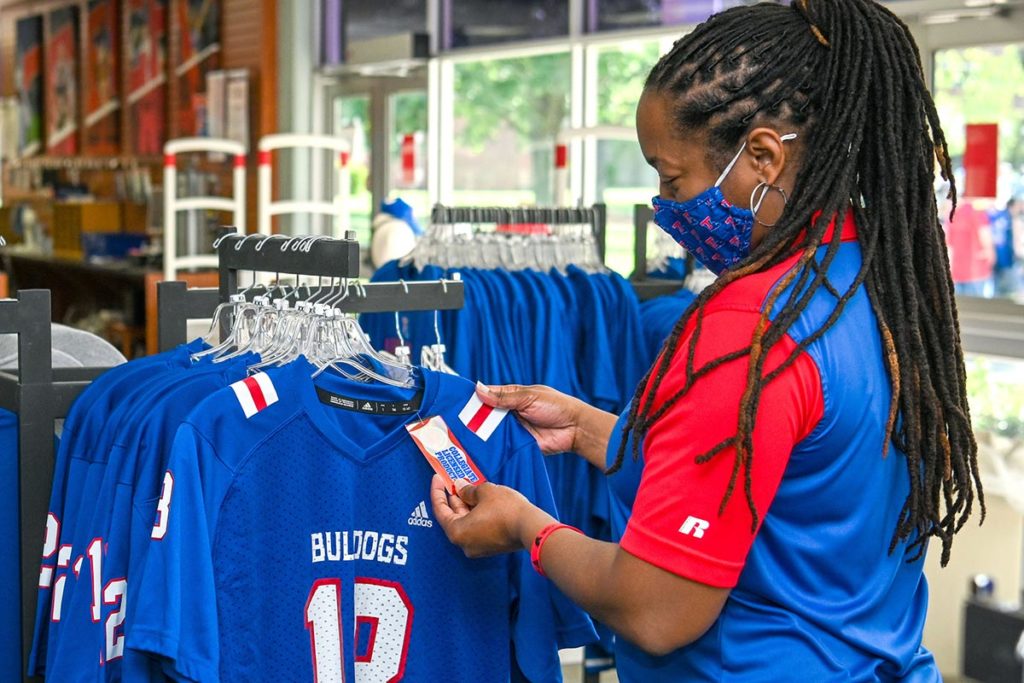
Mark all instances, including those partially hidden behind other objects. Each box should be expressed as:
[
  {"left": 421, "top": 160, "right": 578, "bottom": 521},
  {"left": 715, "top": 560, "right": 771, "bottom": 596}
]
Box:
[
  {"left": 0, "top": 290, "right": 108, "bottom": 683},
  {"left": 4, "top": 230, "right": 464, "bottom": 682},
  {"left": 156, "top": 230, "right": 465, "bottom": 351},
  {"left": 629, "top": 203, "right": 690, "bottom": 301}
]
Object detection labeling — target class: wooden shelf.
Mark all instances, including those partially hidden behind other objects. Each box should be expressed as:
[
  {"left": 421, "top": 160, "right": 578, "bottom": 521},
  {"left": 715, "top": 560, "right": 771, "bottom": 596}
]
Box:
[{"left": 4, "top": 155, "right": 164, "bottom": 170}]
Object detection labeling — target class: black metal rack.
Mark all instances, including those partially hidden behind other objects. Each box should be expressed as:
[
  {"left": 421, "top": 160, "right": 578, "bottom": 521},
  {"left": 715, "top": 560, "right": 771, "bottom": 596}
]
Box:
[
  {"left": 430, "top": 203, "right": 608, "bottom": 264},
  {"left": 1, "top": 229, "right": 463, "bottom": 681},
  {"left": 214, "top": 232, "right": 361, "bottom": 303},
  {"left": 157, "top": 229, "right": 465, "bottom": 351},
  {"left": 629, "top": 203, "right": 690, "bottom": 301},
  {"left": 0, "top": 290, "right": 108, "bottom": 683}
]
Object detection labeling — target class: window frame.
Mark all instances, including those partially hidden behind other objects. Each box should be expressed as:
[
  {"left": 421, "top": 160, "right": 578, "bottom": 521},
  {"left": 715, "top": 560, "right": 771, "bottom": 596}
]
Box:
[{"left": 921, "top": 15, "right": 1024, "bottom": 358}]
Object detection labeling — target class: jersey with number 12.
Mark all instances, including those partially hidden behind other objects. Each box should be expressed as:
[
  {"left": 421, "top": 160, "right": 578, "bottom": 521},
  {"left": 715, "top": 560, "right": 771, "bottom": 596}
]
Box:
[{"left": 128, "top": 360, "right": 596, "bottom": 682}]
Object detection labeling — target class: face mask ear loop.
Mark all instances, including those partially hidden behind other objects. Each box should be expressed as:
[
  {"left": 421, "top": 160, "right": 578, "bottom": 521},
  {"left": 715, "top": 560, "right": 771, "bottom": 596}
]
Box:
[
  {"left": 715, "top": 132, "right": 799, "bottom": 188},
  {"left": 714, "top": 142, "right": 747, "bottom": 188},
  {"left": 751, "top": 182, "right": 772, "bottom": 215}
]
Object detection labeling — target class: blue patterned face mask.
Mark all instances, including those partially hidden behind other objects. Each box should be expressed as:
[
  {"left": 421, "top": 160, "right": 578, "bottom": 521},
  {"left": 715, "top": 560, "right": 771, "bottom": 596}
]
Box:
[{"left": 652, "top": 133, "right": 796, "bottom": 275}]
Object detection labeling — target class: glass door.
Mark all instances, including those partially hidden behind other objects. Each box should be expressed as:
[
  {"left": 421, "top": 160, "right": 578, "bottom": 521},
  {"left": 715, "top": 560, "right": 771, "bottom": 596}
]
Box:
[
  {"left": 388, "top": 90, "right": 429, "bottom": 230},
  {"left": 320, "top": 69, "right": 428, "bottom": 252},
  {"left": 331, "top": 93, "right": 373, "bottom": 245},
  {"left": 933, "top": 42, "right": 1024, "bottom": 303}
]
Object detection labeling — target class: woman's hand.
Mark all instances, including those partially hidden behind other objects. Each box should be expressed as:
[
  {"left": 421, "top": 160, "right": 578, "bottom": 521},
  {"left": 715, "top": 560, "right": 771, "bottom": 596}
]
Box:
[
  {"left": 476, "top": 383, "right": 618, "bottom": 468},
  {"left": 430, "top": 476, "right": 728, "bottom": 657},
  {"left": 430, "top": 475, "right": 555, "bottom": 558},
  {"left": 474, "top": 383, "right": 582, "bottom": 455}
]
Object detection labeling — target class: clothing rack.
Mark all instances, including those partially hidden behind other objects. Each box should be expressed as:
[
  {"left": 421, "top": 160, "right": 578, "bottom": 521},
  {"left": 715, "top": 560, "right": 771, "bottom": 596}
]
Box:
[
  {"left": 157, "top": 229, "right": 465, "bottom": 351},
  {"left": 629, "top": 203, "right": 689, "bottom": 301},
  {"left": 0, "top": 290, "right": 108, "bottom": 683},
  {"left": 430, "top": 203, "right": 608, "bottom": 263}
]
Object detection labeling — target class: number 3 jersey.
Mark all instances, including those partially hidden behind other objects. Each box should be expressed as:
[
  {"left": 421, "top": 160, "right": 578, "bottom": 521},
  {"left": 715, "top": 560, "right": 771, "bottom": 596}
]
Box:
[{"left": 128, "top": 359, "right": 597, "bottom": 682}]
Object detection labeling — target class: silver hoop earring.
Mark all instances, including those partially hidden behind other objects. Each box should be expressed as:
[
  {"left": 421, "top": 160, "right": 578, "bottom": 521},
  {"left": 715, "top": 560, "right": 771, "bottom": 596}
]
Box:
[{"left": 750, "top": 182, "right": 788, "bottom": 228}]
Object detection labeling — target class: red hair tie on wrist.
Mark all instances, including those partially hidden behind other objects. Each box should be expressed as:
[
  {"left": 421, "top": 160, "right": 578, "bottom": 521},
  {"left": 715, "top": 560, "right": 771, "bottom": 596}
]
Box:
[{"left": 530, "top": 523, "right": 583, "bottom": 577}]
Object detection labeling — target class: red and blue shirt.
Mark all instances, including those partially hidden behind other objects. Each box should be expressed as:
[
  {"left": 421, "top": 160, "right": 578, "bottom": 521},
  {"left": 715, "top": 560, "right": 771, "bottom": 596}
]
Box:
[{"left": 607, "top": 214, "right": 940, "bottom": 681}]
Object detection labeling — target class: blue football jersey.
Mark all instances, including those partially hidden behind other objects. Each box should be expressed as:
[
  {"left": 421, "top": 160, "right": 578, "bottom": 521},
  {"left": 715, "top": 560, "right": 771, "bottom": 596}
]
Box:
[
  {"left": 638, "top": 289, "right": 697, "bottom": 367},
  {"left": 1, "top": 409, "right": 20, "bottom": 682},
  {"left": 129, "top": 360, "right": 596, "bottom": 682},
  {"left": 601, "top": 271, "right": 648, "bottom": 409},
  {"left": 30, "top": 340, "right": 206, "bottom": 676},
  {"left": 360, "top": 262, "right": 447, "bottom": 360},
  {"left": 565, "top": 266, "right": 620, "bottom": 412},
  {"left": 45, "top": 355, "right": 256, "bottom": 682},
  {"left": 41, "top": 351, "right": 211, "bottom": 677}
]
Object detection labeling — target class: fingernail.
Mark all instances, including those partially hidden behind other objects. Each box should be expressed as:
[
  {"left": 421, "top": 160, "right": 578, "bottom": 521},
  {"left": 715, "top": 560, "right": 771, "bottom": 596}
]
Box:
[{"left": 475, "top": 381, "right": 491, "bottom": 395}]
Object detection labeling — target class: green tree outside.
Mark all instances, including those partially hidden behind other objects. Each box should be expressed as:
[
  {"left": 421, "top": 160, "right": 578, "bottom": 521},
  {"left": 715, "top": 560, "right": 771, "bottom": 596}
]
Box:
[{"left": 933, "top": 44, "right": 1024, "bottom": 177}]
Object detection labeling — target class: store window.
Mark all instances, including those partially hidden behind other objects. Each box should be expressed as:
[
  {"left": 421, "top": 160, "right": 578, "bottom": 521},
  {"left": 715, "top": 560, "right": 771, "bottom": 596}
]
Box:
[
  {"left": 586, "top": 0, "right": 741, "bottom": 33},
  {"left": 966, "top": 352, "right": 1024, "bottom": 503},
  {"left": 452, "top": 51, "right": 570, "bottom": 206},
  {"left": 442, "top": 0, "right": 569, "bottom": 50},
  {"left": 933, "top": 43, "right": 1024, "bottom": 303},
  {"left": 594, "top": 40, "right": 662, "bottom": 275}
]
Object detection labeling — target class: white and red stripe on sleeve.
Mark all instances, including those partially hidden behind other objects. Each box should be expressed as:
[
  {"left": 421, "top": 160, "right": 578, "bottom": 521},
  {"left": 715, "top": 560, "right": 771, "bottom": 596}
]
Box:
[
  {"left": 458, "top": 394, "right": 508, "bottom": 442},
  {"left": 230, "top": 373, "right": 280, "bottom": 418}
]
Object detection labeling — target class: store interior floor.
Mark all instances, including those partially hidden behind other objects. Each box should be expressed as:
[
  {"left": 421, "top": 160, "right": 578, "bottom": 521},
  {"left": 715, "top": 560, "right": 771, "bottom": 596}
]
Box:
[
  {"left": 560, "top": 661, "right": 974, "bottom": 682},
  {"left": 561, "top": 663, "right": 618, "bottom": 682}
]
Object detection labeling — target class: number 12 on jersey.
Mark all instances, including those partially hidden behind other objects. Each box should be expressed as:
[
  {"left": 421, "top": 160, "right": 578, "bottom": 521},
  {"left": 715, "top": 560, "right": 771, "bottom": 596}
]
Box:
[{"left": 305, "top": 577, "right": 414, "bottom": 682}]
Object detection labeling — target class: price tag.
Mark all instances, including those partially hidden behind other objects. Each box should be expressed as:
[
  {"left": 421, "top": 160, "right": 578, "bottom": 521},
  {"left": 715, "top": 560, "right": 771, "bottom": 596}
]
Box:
[{"left": 406, "top": 415, "right": 486, "bottom": 494}]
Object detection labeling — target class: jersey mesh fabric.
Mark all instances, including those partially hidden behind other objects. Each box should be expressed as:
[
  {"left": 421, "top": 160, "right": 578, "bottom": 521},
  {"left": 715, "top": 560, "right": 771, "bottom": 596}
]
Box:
[
  {"left": 357, "top": 261, "right": 646, "bottom": 676},
  {"left": 607, "top": 215, "right": 940, "bottom": 682},
  {"left": 44, "top": 355, "right": 255, "bottom": 682},
  {"left": 0, "top": 409, "right": 20, "bottom": 682},
  {"left": 42, "top": 352, "right": 213, "bottom": 677},
  {"left": 128, "top": 360, "right": 596, "bottom": 682},
  {"left": 29, "top": 340, "right": 206, "bottom": 675}
]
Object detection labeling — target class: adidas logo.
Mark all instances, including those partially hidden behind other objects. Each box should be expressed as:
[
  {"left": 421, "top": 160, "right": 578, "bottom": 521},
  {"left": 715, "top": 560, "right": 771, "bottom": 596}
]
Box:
[
  {"left": 362, "top": 402, "right": 373, "bottom": 411},
  {"left": 407, "top": 501, "right": 433, "bottom": 528}
]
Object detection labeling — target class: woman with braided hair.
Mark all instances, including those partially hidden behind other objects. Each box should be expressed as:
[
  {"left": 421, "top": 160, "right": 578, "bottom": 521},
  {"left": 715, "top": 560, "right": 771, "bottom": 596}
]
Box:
[{"left": 430, "top": 0, "right": 982, "bottom": 679}]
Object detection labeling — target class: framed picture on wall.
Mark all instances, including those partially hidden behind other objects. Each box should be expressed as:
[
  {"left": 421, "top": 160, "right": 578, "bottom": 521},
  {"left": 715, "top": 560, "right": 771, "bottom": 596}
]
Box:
[
  {"left": 14, "top": 15, "right": 43, "bottom": 157},
  {"left": 45, "top": 5, "right": 80, "bottom": 156},
  {"left": 176, "top": 0, "right": 221, "bottom": 137},
  {"left": 126, "top": 0, "right": 167, "bottom": 155},
  {"left": 84, "top": 0, "right": 121, "bottom": 155}
]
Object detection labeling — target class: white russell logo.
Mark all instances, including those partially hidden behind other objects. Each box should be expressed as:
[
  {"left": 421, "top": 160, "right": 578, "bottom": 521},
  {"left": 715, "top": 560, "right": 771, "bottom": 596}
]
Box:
[
  {"left": 408, "top": 501, "right": 433, "bottom": 528},
  {"left": 679, "top": 515, "right": 710, "bottom": 538}
]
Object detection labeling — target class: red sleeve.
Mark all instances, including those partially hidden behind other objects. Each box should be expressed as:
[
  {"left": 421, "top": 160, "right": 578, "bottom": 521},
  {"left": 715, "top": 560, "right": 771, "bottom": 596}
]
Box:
[{"left": 620, "top": 308, "right": 824, "bottom": 588}]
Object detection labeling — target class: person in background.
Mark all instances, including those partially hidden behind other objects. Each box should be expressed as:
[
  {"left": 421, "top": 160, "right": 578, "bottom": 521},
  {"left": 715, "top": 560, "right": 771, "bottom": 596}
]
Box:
[
  {"left": 370, "top": 197, "right": 423, "bottom": 269},
  {"left": 989, "top": 197, "right": 1018, "bottom": 297},
  {"left": 1013, "top": 195, "right": 1024, "bottom": 269},
  {"left": 944, "top": 199, "right": 995, "bottom": 298}
]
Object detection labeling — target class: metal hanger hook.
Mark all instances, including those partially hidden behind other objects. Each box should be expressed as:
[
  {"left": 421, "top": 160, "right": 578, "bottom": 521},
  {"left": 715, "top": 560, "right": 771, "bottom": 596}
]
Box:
[
  {"left": 234, "top": 232, "right": 264, "bottom": 251},
  {"left": 212, "top": 228, "right": 238, "bottom": 250},
  {"left": 255, "top": 234, "right": 285, "bottom": 251},
  {"left": 302, "top": 235, "right": 329, "bottom": 253}
]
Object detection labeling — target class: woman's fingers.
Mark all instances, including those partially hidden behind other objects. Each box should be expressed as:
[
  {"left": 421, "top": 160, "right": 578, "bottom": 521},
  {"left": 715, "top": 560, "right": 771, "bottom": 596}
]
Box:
[
  {"left": 429, "top": 475, "right": 463, "bottom": 529},
  {"left": 476, "top": 382, "right": 532, "bottom": 410}
]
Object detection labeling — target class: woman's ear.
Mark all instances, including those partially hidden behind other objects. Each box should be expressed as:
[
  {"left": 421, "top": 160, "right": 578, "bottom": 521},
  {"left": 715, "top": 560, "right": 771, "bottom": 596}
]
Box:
[{"left": 745, "top": 128, "right": 789, "bottom": 185}]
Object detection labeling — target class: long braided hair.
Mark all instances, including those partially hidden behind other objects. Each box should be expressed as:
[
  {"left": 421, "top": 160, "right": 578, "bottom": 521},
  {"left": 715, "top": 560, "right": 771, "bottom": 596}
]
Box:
[{"left": 610, "top": 0, "right": 982, "bottom": 565}]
